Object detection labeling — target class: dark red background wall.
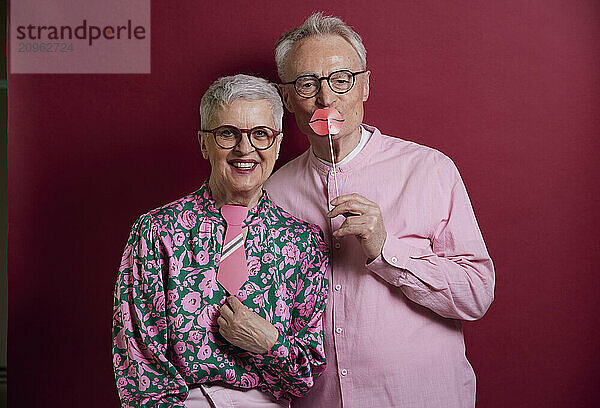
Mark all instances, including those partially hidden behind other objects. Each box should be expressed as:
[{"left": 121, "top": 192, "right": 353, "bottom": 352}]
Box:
[{"left": 7, "top": 1, "right": 600, "bottom": 407}]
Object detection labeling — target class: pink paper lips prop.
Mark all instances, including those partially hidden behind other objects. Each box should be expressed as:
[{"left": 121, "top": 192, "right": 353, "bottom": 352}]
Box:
[{"left": 309, "top": 107, "right": 345, "bottom": 136}]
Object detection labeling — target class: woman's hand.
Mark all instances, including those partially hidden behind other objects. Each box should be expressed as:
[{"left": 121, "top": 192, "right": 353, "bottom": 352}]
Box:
[{"left": 217, "top": 296, "right": 279, "bottom": 354}]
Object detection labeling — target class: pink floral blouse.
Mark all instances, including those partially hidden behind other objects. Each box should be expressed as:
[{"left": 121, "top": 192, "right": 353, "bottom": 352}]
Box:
[{"left": 112, "top": 182, "right": 329, "bottom": 407}]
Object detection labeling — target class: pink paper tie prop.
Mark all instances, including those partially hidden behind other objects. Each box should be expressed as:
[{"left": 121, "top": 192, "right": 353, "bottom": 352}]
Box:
[
  {"left": 309, "top": 107, "right": 345, "bottom": 197},
  {"left": 217, "top": 205, "right": 249, "bottom": 296}
]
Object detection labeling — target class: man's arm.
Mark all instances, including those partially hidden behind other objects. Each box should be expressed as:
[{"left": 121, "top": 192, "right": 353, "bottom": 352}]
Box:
[{"left": 330, "top": 159, "right": 495, "bottom": 321}]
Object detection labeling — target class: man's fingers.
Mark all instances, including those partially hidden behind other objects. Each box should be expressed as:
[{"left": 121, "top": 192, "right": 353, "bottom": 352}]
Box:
[
  {"left": 327, "top": 202, "right": 360, "bottom": 218},
  {"left": 333, "top": 219, "right": 371, "bottom": 239},
  {"left": 327, "top": 201, "right": 372, "bottom": 218},
  {"left": 333, "top": 225, "right": 363, "bottom": 239},
  {"left": 331, "top": 193, "right": 376, "bottom": 207},
  {"left": 217, "top": 316, "right": 228, "bottom": 327},
  {"left": 338, "top": 215, "right": 369, "bottom": 230}
]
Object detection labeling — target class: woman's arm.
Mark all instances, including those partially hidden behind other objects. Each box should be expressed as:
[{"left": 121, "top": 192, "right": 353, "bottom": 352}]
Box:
[
  {"left": 112, "top": 215, "right": 188, "bottom": 408},
  {"left": 251, "top": 229, "right": 329, "bottom": 399}
]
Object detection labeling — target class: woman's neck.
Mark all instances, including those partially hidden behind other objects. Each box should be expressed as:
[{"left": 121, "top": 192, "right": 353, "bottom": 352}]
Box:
[{"left": 209, "top": 179, "right": 261, "bottom": 209}]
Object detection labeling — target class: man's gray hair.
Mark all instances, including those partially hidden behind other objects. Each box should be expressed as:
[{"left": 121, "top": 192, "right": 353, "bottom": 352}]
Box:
[
  {"left": 200, "top": 74, "right": 283, "bottom": 130},
  {"left": 274, "top": 12, "right": 367, "bottom": 81}
]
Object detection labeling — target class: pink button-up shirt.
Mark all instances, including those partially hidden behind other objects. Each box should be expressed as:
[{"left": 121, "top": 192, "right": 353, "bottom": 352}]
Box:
[{"left": 264, "top": 125, "right": 495, "bottom": 408}]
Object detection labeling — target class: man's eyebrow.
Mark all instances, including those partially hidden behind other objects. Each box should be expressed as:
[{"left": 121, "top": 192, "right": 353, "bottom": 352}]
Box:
[
  {"left": 294, "top": 68, "right": 357, "bottom": 78},
  {"left": 295, "top": 72, "right": 318, "bottom": 77}
]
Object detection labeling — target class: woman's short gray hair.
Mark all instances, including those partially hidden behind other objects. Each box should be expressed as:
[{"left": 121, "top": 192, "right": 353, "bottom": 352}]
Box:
[
  {"left": 200, "top": 74, "right": 283, "bottom": 130},
  {"left": 274, "top": 12, "right": 367, "bottom": 81}
]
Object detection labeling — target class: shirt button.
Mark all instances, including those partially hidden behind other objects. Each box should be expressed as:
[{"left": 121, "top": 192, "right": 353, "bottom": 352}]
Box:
[
  {"left": 334, "top": 284, "right": 341, "bottom": 291},
  {"left": 334, "top": 242, "right": 341, "bottom": 249},
  {"left": 341, "top": 369, "right": 348, "bottom": 376},
  {"left": 336, "top": 327, "right": 343, "bottom": 334},
  {"left": 391, "top": 256, "right": 398, "bottom": 263}
]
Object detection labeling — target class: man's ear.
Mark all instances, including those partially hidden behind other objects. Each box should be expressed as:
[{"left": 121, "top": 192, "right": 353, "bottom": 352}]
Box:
[
  {"left": 275, "top": 133, "right": 283, "bottom": 160},
  {"left": 362, "top": 71, "right": 371, "bottom": 102},
  {"left": 198, "top": 131, "right": 209, "bottom": 159},
  {"left": 278, "top": 84, "right": 295, "bottom": 113}
]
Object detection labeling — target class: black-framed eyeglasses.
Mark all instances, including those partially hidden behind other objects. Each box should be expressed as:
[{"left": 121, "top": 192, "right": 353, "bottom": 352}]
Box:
[
  {"left": 200, "top": 125, "right": 281, "bottom": 150},
  {"left": 282, "top": 69, "right": 367, "bottom": 98}
]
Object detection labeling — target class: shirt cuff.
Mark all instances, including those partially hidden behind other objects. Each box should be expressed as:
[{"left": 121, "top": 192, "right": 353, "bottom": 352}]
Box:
[{"left": 366, "top": 238, "right": 412, "bottom": 286}]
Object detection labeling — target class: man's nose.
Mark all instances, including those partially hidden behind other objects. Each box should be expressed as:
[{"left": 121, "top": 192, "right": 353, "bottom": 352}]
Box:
[
  {"left": 234, "top": 132, "right": 255, "bottom": 155},
  {"left": 315, "top": 78, "right": 337, "bottom": 107}
]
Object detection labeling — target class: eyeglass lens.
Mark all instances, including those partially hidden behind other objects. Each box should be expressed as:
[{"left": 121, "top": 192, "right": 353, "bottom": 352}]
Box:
[
  {"left": 214, "top": 126, "right": 276, "bottom": 150},
  {"left": 295, "top": 70, "right": 355, "bottom": 97}
]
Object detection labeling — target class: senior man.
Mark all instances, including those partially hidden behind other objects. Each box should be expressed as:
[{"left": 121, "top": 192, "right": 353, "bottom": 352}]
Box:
[{"left": 264, "top": 13, "right": 495, "bottom": 408}]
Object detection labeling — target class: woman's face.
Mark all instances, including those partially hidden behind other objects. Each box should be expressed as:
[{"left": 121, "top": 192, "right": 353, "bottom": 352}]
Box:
[{"left": 200, "top": 98, "right": 282, "bottom": 206}]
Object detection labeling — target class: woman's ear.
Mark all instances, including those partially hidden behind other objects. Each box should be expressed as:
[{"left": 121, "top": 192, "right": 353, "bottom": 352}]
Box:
[{"left": 198, "top": 131, "right": 209, "bottom": 160}]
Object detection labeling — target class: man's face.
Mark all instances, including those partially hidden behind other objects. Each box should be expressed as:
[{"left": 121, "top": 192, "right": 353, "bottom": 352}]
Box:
[{"left": 279, "top": 34, "right": 370, "bottom": 146}]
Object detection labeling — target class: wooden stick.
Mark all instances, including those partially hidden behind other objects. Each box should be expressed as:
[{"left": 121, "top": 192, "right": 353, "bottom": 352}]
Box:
[{"left": 327, "top": 126, "right": 340, "bottom": 198}]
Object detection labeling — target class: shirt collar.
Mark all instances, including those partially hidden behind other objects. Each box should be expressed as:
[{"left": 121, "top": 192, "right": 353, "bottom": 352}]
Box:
[
  {"left": 314, "top": 125, "right": 371, "bottom": 167},
  {"left": 308, "top": 124, "right": 383, "bottom": 174},
  {"left": 198, "top": 180, "right": 272, "bottom": 227}
]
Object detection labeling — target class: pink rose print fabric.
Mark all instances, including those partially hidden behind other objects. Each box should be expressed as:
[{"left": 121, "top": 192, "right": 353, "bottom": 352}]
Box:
[{"left": 112, "top": 182, "right": 329, "bottom": 407}]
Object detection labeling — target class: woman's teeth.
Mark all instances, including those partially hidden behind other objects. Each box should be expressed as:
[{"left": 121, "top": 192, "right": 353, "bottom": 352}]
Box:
[{"left": 231, "top": 162, "right": 256, "bottom": 169}]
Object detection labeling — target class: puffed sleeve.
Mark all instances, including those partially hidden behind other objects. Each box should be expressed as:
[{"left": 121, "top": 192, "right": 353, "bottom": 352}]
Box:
[
  {"left": 367, "top": 157, "right": 495, "bottom": 321},
  {"left": 112, "top": 215, "right": 188, "bottom": 407},
  {"left": 251, "top": 228, "right": 329, "bottom": 400}
]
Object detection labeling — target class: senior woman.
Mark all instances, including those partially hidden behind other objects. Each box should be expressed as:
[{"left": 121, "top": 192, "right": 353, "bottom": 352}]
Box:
[{"left": 112, "top": 74, "right": 329, "bottom": 407}]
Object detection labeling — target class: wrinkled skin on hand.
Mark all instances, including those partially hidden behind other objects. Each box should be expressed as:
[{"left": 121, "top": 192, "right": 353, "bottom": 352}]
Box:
[
  {"left": 217, "top": 296, "right": 279, "bottom": 354},
  {"left": 327, "top": 193, "right": 387, "bottom": 262}
]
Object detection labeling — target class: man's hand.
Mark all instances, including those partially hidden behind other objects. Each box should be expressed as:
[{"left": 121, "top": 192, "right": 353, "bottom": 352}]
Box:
[
  {"left": 217, "top": 296, "right": 279, "bottom": 354},
  {"left": 327, "top": 194, "right": 387, "bottom": 262}
]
